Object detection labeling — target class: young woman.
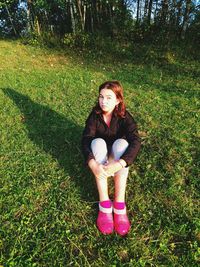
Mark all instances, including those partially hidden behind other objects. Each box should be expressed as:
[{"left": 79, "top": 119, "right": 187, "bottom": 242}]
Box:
[{"left": 81, "top": 81, "right": 141, "bottom": 236}]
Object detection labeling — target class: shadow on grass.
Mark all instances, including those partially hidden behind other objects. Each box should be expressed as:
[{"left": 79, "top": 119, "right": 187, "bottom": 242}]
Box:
[{"left": 2, "top": 87, "right": 97, "bottom": 202}]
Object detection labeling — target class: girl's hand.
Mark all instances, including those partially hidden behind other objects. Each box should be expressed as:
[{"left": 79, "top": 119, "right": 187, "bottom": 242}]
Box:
[
  {"left": 103, "top": 161, "right": 122, "bottom": 176},
  {"left": 88, "top": 159, "right": 109, "bottom": 180}
]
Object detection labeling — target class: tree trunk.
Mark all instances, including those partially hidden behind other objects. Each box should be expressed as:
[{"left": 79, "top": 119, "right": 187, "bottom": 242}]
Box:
[
  {"left": 161, "top": 0, "right": 169, "bottom": 24},
  {"left": 27, "top": 0, "right": 34, "bottom": 33},
  {"left": 136, "top": 0, "right": 140, "bottom": 24},
  {"left": 176, "top": 0, "right": 183, "bottom": 27},
  {"left": 170, "top": 0, "right": 177, "bottom": 27},
  {"left": 181, "top": 0, "right": 192, "bottom": 39},
  {"left": 69, "top": 0, "right": 76, "bottom": 33},
  {"left": 147, "top": 0, "right": 153, "bottom": 25},
  {"left": 144, "top": 0, "right": 149, "bottom": 19},
  {"left": 77, "top": 0, "right": 85, "bottom": 31},
  {"left": 95, "top": 0, "right": 100, "bottom": 29},
  {"left": 83, "top": 3, "right": 86, "bottom": 31},
  {"left": 44, "top": 10, "right": 51, "bottom": 33},
  {"left": 109, "top": 2, "right": 114, "bottom": 33},
  {"left": 35, "top": 16, "right": 41, "bottom": 35},
  {"left": 90, "top": 1, "right": 94, "bottom": 32},
  {"left": 154, "top": 0, "right": 159, "bottom": 21},
  {"left": 5, "top": 2, "right": 17, "bottom": 36}
]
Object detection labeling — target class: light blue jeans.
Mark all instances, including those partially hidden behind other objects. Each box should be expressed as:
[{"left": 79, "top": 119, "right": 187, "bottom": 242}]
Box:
[{"left": 91, "top": 138, "right": 129, "bottom": 178}]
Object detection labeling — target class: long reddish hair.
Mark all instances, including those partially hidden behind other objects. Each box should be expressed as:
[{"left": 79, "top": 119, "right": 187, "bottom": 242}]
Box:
[{"left": 93, "top": 80, "right": 126, "bottom": 117}]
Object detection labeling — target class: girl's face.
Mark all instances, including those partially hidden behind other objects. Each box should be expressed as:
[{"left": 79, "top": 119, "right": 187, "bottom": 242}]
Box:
[{"left": 99, "top": 89, "right": 119, "bottom": 114}]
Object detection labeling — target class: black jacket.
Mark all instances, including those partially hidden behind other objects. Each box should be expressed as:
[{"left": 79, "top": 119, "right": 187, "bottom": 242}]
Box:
[{"left": 81, "top": 109, "right": 141, "bottom": 166}]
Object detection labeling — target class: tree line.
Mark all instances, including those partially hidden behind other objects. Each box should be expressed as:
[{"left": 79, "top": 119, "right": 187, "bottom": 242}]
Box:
[{"left": 0, "top": 0, "right": 199, "bottom": 43}]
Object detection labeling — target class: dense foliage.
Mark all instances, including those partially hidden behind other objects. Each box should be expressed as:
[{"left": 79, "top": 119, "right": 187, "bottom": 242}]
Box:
[{"left": 0, "top": 0, "right": 200, "bottom": 43}]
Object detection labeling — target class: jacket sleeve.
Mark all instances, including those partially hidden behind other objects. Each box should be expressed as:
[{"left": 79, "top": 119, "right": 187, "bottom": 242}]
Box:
[
  {"left": 81, "top": 111, "right": 96, "bottom": 164},
  {"left": 120, "top": 111, "right": 141, "bottom": 166}
]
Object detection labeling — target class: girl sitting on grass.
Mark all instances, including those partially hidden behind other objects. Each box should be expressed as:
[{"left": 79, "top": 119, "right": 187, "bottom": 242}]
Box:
[{"left": 81, "top": 81, "right": 141, "bottom": 236}]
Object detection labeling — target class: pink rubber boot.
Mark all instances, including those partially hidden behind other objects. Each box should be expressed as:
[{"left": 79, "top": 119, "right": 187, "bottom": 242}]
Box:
[
  {"left": 97, "top": 201, "right": 113, "bottom": 235},
  {"left": 114, "top": 203, "right": 131, "bottom": 236}
]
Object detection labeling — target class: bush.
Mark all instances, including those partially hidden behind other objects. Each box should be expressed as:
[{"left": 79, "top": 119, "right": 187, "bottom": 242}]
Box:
[{"left": 63, "top": 32, "right": 91, "bottom": 49}]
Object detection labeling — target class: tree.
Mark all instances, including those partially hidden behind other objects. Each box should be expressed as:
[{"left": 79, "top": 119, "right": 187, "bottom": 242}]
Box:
[
  {"left": 181, "top": 0, "right": 192, "bottom": 39},
  {"left": 0, "top": 0, "right": 19, "bottom": 36},
  {"left": 0, "top": 0, "right": 199, "bottom": 43}
]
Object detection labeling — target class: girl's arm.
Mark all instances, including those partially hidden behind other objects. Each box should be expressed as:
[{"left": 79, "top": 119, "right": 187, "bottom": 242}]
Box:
[
  {"left": 103, "top": 159, "right": 126, "bottom": 176},
  {"left": 81, "top": 112, "right": 96, "bottom": 164},
  {"left": 120, "top": 111, "right": 141, "bottom": 166}
]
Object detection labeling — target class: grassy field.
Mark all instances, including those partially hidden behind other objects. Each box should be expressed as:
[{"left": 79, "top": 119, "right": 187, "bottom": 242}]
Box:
[{"left": 0, "top": 39, "right": 199, "bottom": 266}]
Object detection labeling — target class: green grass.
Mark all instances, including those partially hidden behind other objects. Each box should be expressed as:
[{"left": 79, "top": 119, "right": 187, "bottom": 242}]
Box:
[{"left": 0, "top": 39, "right": 199, "bottom": 266}]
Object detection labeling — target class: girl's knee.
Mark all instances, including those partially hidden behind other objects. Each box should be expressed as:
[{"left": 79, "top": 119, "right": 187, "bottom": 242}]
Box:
[
  {"left": 91, "top": 138, "right": 108, "bottom": 164},
  {"left": 91, "top": 138, "right": 107, "bottom": 151},
  {"left": 113, "top": 138, "right": 128, "bottom": 148},
  {"left": 112, "top": 139, "right": 129, "bottom": 159}
]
